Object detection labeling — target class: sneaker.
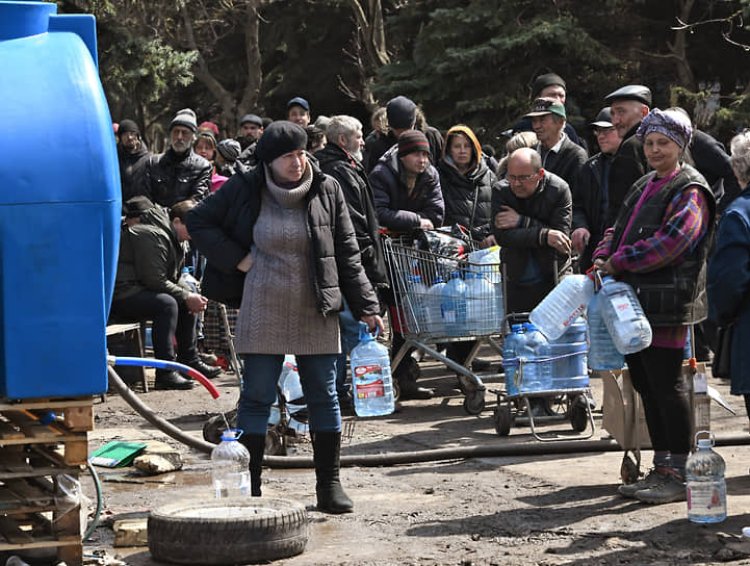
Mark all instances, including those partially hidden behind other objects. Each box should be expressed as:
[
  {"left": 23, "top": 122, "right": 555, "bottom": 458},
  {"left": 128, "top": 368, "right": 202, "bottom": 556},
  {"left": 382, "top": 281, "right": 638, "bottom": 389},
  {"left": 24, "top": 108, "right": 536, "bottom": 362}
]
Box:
[
  {"left": 635, "top": 472, "right": 686, "bottom": 504},
  {"left": 618, "top": 468, "right": 667, "bottom": 499}
]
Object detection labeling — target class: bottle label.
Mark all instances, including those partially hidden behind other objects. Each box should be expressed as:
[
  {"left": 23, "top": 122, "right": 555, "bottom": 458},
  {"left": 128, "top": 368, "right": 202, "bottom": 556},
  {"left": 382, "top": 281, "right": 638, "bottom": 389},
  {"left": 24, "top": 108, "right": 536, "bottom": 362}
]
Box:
[
  {"left": 687, "top": 483, "right": 726, "bottom": 517},
  {"left": 610, "top": 295, "right": 637, "bottom": 322},
  {"left": 354, "top": 364, "right": 385, "bottom": 398}
]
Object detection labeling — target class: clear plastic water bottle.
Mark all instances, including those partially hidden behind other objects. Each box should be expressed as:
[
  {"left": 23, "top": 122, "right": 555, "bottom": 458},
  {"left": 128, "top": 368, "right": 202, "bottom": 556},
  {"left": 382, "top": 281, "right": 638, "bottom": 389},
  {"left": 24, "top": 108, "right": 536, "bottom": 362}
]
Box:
[
  {"left": 599, "top": 277, "right": 652, "bottom": 355},
  {"left": 406, "top": 274, "right": 429, "bottom": 331},
  {"left": 686, "top": 432, "right": 727, "bottom": 524},
  {"left": 350, "top": 323, "right": 395, "bottom": 417},
  {"left": 426, "top": 276, "right": 446, "bottom": 335},
  {"left": 465, "top": 271, "right": 504, "bottom": 334},
  {"left": 587, "top": 289, "right": 625, "bottom": 370},
  {"left": 180, "top": 266, "right": 200, "bottom": 292},
  {"left": 520, "top": 323, "right": 552, "bottom": 392},
  {"left": 529, "top": 274, "right": 594, "bottom": 341},
  {"left": 211, "top": 429, "right": 251, "bottom": 498},
  {"left": 503, "top": 324, "right": 524, "bottom": 396},
  {"left": 441, "top": 271, "right": 468, "bottom": 336}
]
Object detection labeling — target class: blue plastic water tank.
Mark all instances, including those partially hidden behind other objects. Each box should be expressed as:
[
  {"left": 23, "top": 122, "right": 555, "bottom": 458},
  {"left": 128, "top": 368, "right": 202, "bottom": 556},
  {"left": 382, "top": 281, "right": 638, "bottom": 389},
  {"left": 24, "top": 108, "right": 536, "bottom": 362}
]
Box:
[{"left": 0, "top": 1, "right": 120, "bottom": 399}]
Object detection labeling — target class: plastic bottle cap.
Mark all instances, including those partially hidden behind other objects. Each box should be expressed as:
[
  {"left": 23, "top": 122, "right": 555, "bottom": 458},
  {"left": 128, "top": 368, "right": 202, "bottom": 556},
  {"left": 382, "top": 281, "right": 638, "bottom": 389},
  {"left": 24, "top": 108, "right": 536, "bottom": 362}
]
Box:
[{"left": 742, "top": 526, "right": 750, "bottom": 538}]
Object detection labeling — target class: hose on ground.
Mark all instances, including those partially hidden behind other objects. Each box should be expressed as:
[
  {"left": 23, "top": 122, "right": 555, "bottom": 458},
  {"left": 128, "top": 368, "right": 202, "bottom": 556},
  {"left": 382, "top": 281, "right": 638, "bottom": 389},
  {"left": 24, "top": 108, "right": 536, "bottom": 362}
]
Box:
[
  {"left": 83, "top": 459, "right": 103, "bottom": 541},
  {"left": 107, "top": 366, "right": 750, "bottom": 468}
]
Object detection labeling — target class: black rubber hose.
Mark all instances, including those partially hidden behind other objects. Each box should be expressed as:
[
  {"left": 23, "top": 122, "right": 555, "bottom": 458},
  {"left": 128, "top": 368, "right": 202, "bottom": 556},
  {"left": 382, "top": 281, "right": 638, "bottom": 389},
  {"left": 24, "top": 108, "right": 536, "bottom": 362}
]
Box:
[{"left": 107, "top": 367, "right": 750, "bottom": 468}]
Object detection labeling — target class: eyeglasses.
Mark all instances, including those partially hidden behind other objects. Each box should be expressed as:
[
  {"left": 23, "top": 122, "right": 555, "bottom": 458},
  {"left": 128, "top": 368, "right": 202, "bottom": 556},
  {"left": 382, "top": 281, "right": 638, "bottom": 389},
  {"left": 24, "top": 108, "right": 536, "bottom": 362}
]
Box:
[
  {"left": 507, "top": 173, "right": 537, "bottom": 183},
  {"left": 594, "top": 127, "right": 616, "bottom": 136}
]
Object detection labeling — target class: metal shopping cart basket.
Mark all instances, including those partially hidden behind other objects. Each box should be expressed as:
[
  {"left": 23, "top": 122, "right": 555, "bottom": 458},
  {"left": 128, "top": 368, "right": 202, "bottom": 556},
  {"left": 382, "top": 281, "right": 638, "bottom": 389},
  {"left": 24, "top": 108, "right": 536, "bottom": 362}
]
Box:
[{"left": 383, "top": 235, "right": 505, "bottom": 415}]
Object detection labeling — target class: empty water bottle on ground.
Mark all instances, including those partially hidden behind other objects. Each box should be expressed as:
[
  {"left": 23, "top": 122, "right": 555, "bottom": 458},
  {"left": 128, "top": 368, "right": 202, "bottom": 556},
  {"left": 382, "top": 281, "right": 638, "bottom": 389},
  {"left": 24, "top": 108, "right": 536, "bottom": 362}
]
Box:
[
  {"left": 686, "top": 431, "right": 727, "bottom": 524},
  {"left": 426, "top": 276, "right": 446, "bottom": 334},
  {"left": 529, "top": 274, "right": 594, "bottom": 341},
  {"left": 599, "top": 276, "right": 652, "bottom": 355},
  {"left": 441, "top": 271, "right": 467, "bottom": 336},
  {"left": 503, "top": 324, "right": 525, "bottom": 396},
  {"left": 587, "top": 289, "right": 625, "bottom": 370},
  {"left": 350, "top": 322, "right": 394, "bottom": 417},
  {"left": 211, "top": 429, "right": 251, "bottom": 498}
]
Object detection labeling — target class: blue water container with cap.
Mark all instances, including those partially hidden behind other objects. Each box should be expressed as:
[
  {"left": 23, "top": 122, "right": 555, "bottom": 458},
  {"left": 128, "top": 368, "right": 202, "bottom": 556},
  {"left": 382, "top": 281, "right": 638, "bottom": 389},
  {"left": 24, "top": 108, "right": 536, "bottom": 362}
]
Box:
[{"left": 0, "top": 1, "right": 120, "bottom": 398}]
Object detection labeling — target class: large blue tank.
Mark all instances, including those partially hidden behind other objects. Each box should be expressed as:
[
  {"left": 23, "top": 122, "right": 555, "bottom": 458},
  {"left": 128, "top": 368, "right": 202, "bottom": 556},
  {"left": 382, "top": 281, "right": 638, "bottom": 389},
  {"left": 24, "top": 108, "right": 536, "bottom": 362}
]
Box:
[{"left": 0, "top": 1, "right": 121, "bottom": 399}]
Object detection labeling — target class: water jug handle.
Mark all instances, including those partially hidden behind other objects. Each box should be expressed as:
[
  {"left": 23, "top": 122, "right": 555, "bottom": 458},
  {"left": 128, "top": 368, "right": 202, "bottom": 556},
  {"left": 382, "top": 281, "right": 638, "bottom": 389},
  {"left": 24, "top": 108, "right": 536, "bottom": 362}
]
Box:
[
  {"left": 694, "top": 430, "right": 713, "bottom": 446},
  {"left": 49, "top": 14, "right": 99, "bottom": 68},
  {"left": 358, "top": 321, "right": 379, "bottom": 341}
]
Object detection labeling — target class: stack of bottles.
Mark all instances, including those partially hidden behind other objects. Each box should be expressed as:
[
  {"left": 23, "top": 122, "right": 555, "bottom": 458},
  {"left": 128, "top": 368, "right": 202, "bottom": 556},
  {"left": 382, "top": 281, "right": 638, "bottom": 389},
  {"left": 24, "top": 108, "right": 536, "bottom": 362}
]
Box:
[
  {"left": 502, "top": 323, "right": 552, "bottom": 396},
  {"left": 546, "top": 317, "right": 590, "bottom": 390}
]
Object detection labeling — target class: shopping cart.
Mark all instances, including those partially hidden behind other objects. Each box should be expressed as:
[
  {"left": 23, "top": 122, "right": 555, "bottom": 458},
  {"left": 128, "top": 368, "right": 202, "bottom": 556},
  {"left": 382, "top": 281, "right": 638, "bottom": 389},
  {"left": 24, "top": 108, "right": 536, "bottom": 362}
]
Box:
[
  {"left": 493, "top": 260, "right": 596, "bottom": 441},
  {"left": 383, "top": 236, "right": 505, "bottom": 415}
]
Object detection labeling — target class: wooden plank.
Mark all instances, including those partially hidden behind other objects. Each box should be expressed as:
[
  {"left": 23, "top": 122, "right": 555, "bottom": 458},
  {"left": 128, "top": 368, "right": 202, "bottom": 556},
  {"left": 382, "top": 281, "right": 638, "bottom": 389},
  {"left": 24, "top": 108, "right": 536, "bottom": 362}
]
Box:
[
  {"left": 0, "top": 421, "right": 25, "bottom": 440},
  {"left": 0, "top": 397, "right": 94, "bottom": 412},
  {"left": 106, "top": 322, "right": 141, "bottom": 335},
  {"left": 62, "top": 405, "right": 94, "bottom": 432},
  {"left": 0, "top": 515, "right": 34, "bottom": 544},
  {"left": 0, "top": 432, "right": 84, "bottom": 447}
]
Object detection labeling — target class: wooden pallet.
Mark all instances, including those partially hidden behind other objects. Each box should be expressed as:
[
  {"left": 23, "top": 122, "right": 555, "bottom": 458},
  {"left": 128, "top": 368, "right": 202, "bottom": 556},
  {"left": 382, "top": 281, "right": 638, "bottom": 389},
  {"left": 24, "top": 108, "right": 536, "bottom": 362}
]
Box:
[{"left": 0, "top": 397, "right": 90, "bottom": 565}]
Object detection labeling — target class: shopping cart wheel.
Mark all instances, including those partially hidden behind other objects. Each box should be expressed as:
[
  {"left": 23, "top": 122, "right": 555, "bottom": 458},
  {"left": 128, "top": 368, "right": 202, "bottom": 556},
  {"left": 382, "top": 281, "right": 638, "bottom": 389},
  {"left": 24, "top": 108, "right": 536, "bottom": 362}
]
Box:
[
  {"left": 463, "top": 390, "right": 485, "bottom": 415},
  {"left": 493, "top": 404, "right": 512, "bottom": 436},
  {"left": 569, "top": 395, "right": 589, "bottom": 432}
]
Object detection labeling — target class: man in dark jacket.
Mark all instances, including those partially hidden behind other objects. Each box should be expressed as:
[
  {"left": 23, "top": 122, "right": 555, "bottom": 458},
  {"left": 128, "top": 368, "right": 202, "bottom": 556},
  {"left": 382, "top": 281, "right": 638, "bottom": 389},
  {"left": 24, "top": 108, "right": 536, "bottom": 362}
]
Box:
[
  {"left": 236, "top": 113, "right": 263, "bottom": 169},
  {"left": 604, "top": 85, "right": 651, "bottom": 226},
  {"left": 492, "top": 147, "right": 572, "bottom": 313},
  {"left": 370, "top": 130, "right": 444, "bottom": 399},
  {"left": 111, "top": 197, "right": 221, "bottom": 390},
  {"left": 526, "top": 98, "right": 587, "bottom": 191},
  {"left": 117, "top": 119, "right": 151, "bottom": 201},
  {"left": 572, "top": 107, "right": 622, "bottom": 271},
  {"left": 317, "top": 115, "right": 388, "bottom": 409},
  {"left": 141, "top": 108, "right": 212, "bottom": 207}
]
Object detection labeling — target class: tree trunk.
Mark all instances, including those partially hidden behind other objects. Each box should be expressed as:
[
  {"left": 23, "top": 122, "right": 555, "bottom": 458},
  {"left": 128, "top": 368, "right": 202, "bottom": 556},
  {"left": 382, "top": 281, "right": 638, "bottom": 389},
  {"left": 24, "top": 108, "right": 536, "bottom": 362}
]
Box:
[
  {"left": 669, "top": 0, "right": 696, "bottom": 90},
  {"left": 237, "top": 0, "right": 263, "bottom": 125}
]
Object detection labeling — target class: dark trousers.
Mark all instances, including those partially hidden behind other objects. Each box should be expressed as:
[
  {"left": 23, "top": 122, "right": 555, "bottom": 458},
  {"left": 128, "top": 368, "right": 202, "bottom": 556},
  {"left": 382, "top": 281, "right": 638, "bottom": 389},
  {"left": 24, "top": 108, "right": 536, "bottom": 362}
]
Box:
[
  {"left": 625, "top": 346, "right": 691, "bottom": 455},
  {"left": 111, "top": 290, "right": 198, "bottom": 364}
]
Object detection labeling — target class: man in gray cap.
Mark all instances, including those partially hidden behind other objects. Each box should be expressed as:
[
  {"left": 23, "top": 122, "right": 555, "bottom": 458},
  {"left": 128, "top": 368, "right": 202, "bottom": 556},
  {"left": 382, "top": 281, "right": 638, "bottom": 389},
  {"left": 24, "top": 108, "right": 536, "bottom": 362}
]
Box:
[
  {"left": 237, "top": 113, "right": 264, "bottom": 169},
  {"left": 571, "top": 107, "right": 622, "bottom": 271},
  {"left": 141, "top": 108, "right": 212, "bottom": 207},
  {"left": 603, "top": 85, "right": 651, "bottom": 226}
]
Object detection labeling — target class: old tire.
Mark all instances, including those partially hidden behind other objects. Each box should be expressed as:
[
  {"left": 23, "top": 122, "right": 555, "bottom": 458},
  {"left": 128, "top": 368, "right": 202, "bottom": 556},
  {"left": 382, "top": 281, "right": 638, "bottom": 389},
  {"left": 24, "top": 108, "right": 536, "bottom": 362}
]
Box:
[{"left": 148, "top": 497, "right": 308, "bottom": 565}]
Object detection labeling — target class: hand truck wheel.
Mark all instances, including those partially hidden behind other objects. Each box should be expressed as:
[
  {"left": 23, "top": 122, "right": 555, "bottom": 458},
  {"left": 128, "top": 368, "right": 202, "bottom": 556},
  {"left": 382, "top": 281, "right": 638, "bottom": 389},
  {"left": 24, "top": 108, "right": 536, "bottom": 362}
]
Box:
[
  {"left": 463, "top": 390, "right": 485, "bottom": 415},
  {"left": 493, "top": 403, "right": 513, "bottom": 436}
]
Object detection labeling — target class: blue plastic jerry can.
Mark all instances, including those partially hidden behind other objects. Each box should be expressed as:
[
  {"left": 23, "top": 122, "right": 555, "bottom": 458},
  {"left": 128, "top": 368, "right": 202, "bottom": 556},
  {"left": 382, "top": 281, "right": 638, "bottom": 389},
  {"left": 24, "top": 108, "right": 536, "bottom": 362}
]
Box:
[{"left": 0, "top": 1, "right": 121, "bottom": 398}]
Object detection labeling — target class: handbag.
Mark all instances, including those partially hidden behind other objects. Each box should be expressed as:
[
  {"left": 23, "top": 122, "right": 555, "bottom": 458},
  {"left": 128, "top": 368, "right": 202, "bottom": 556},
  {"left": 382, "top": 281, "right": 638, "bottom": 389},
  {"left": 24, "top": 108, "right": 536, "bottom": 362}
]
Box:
[{"left": 712, "top": 323, "right": 733, "bottom": 378}]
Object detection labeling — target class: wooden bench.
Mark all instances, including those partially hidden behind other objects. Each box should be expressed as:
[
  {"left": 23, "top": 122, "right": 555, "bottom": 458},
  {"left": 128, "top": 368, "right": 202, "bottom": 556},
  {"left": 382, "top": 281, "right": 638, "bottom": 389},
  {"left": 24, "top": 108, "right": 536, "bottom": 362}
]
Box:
[{"left": 106, "top": 323, "right": 148, "bottom": 392}]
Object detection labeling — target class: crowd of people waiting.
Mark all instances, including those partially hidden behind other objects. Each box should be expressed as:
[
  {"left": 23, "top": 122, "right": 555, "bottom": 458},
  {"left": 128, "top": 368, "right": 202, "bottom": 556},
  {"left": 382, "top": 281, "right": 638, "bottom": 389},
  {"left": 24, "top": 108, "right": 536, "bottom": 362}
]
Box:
[{"left": 111, "top": 72, "right": 750, "bottom": 512}]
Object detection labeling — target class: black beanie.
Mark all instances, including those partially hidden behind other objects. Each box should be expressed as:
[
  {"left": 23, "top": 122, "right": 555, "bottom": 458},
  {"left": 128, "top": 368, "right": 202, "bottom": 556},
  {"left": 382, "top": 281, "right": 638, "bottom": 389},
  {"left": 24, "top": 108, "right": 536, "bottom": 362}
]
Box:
[
  {"left": 118, "top": 119, "right": 140, "bottom": 137},
  {"left": 387, "top": 96, "right": 417, "bottom": 129},
  {"left": 531, "top": 73, "right": 566, "bottom": 98},
  {"left": 254, "top": 121, "right": 307, "bottom": 163},
  {"left": 397, "top": 130, "right": 430, "bottom": 158},
  {"left": 216, "top": 139, "right": 241, "bottom": 162}
]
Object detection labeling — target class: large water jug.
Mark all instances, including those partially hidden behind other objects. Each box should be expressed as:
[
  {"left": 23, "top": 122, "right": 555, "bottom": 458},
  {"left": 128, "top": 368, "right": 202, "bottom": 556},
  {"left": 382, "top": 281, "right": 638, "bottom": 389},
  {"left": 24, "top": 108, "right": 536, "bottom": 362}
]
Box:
[
  {"left": 350, "top": 323, "right": 394, "bottom": 417},
  {"left": 599, "top": 277, "right": 652, "bottom": 355},
  {"left": 406, "top": 274, "right": 428, "bottom": 332},
  {"left": 211, "top": 429, "right": 251, "bottom": 498},
  {"left": 465, "top": 272, "right": 503, "bottom": 334},
  {"left": 503, "top": 324, "right": 524, "bottom": 396},
  {"left": 529, "top": 275, "right": 594, "bottom": 341},
  {"left": 425, "top": 276, "right": 446, "bottom": 335},
  {"left": 587, "top": 289, "right": 625, "bottom": 370},
  {"left": 519, "top": 323, "right": 552, "bottom": 392},
  {"left": 0, "top": 3, "right": 121, "bottom": 398},
  {"left": 686, "top": 432, "right": 726, "bottom": 524},
  {"left": 547, "top": 317, "right": 589, "bottom": 389},
  {"left": 441, "top": 272, "right": 467, "bottom": 336}
]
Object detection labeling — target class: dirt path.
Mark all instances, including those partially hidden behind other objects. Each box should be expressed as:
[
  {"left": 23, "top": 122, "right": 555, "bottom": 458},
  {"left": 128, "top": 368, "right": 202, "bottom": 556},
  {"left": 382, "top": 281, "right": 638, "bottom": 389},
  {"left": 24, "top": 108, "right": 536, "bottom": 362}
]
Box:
[{"left": 85, "top": 360, "right": 750, "bottom": 565}]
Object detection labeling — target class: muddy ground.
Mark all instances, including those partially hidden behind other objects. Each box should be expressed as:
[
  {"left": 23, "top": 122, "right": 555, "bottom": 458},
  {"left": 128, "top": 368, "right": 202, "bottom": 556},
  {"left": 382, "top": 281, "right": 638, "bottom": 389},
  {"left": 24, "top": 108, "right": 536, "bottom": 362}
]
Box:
[{"left": 84, "top": 352, "right": 750, "bottom": 566}]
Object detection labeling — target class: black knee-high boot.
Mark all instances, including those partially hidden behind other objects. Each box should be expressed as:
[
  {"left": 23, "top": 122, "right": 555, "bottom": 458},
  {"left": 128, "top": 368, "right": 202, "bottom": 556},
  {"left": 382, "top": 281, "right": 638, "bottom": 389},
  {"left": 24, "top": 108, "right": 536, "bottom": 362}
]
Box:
[
  {"left": 312, "top": 431, "right": 353, "bottom": 514},
  {"left": 241, "top": 434, "right": 266, "bottom": 497}
]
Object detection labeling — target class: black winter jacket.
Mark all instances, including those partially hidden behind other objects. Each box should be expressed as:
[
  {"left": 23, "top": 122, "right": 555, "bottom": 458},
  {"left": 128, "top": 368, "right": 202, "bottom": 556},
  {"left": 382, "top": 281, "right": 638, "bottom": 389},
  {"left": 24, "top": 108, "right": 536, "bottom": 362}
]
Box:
[
  {"left": 186, "top": 162, "right": 380, "bottom": 318},
  {"left": 118, "top": 142, "right": 151, "bottom": 201},
  {"left": 689, "top": 129, "right": 742, "bottom": 213},
  {"left": 316, "top": 143, "right": 388, "bottom": 288},
  {"left": 437, "top": 158, "right": 496, "bottom": 241},
  {"left": 142, "top": 148, "right": 212, "bottom": 207},
  {"left": 572, "top": 152, "right": 614, "bottom": 271},
  {"left": 607, "top": 123, "right": 648, "bottom": 227},
  {"left": 363, "top": 126, "right": 444, "bottom": 174},
  {"left": 370, "top": 146, "right": 444, "bottom": 232},
  {"left": 491, "top": 172, "right": 572, "bottom": 284},
  {"left": 540, "top": 135, "right": 588, "bottom": 189}
]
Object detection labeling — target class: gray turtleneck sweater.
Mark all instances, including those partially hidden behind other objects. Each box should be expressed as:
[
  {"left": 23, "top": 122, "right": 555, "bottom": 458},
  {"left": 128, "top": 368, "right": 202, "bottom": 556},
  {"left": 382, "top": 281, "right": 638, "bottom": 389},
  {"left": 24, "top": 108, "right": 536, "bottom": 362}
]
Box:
[{"left": 235, "top": 163, "right": 340, "bottom": 354}]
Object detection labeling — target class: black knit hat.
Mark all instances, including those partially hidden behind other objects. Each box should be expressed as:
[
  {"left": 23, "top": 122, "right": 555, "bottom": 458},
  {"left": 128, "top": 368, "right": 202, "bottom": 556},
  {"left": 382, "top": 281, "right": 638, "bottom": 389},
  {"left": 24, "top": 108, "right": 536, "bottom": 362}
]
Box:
[
  {"left": 118, "top": 119, "right": 140, "bottom": 137},
  {"left": 387, "top": 96, "right": 417, "bottom": 129},
  {"left": 397, "top": 130, "right": 430, "bottom": 158},
  {"left": 254, "top": 121, "right": 307, "bottom": 163},
  {"left": 531, "top": 73, "right": 566, "bottom": 98},
  {"left": 122, "top": 195, "right": 154, "bottom": 219},
  {"left": 216, "top": 139, "right": 241, "bottom": 162}
]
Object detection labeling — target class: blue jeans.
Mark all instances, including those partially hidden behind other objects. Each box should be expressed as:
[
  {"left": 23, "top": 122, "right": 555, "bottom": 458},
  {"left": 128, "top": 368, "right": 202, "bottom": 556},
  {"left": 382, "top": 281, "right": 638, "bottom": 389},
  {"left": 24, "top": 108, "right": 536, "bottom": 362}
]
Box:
[
  {"left": 336, "top": 301, "right": 361, "bottom": 397},
  {"left": 238, "top": 353, "right": 341, "bottom": 435}
]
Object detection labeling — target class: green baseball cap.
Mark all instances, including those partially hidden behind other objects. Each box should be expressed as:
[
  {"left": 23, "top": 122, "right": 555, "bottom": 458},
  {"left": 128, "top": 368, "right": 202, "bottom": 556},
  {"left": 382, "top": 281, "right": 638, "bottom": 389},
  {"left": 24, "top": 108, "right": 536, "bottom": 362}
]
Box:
[{"left": 525, "top": 98, "right": 566, "bottom": 120}]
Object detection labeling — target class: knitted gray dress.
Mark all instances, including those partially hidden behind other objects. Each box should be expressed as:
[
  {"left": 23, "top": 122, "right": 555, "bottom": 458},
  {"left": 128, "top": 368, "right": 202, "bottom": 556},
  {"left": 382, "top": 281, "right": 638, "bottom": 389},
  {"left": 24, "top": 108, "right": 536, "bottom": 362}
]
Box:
[{"left": 235, "top": 164, "right": 341, "bottom": 355}]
